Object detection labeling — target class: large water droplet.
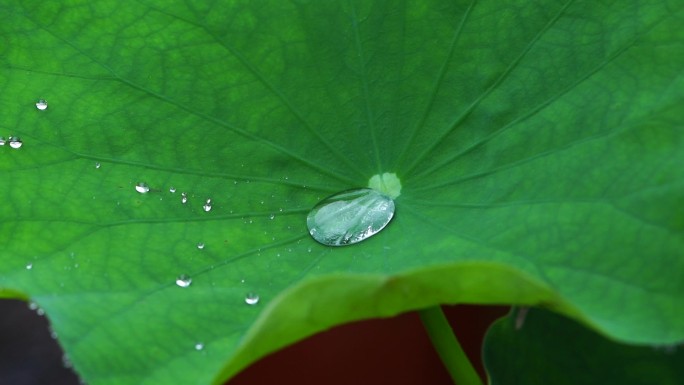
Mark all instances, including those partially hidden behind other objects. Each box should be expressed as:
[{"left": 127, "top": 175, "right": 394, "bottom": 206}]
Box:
[
  {"left": 9, "top": 137, "right": 23, "bottom": 149},
  {"left": 36, "top": 99, "right": 48, "bottom": 110},
  {"left": 175, "top": 274, "right": 192, "bottom": 288},
  {"left": 135, "top": 182, "right": 150, "bottom": 194},
  {"left": 203, "top": 199, "right": 212, "bottom": 212},
  {"left": 245, "top": 293, "right": 259, "bottom": 305},
  {"left": 169, "top": 186, "right": 176, "bottom": 193},
  {"left": 197, "top": 242, "right": 205, "bottom": 250},
  {"left": 307, "top": 188, "right": 395, "bottom": 246}
]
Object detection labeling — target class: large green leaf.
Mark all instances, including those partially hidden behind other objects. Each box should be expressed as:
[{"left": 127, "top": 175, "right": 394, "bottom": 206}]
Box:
[
  {"left": 1, "top": 0, "right": 682, "bottom": 384},
  {"left": 483, "top": 308, "right": 684, "bottom": 385}
]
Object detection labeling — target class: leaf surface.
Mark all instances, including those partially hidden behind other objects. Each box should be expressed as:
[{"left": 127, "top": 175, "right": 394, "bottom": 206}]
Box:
[
  {"left": 484, "top": 308, "right": 684, "bottom": 385},
  {"left": 1, "top": 1, "right": 683, "bottom": 384}
]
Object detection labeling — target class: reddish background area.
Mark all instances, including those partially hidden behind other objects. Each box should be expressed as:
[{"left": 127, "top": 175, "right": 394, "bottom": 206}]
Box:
[
  {"left": 229, "top": 305, "right": 509, "bottom": 385},
  {"left": 0, "top": 300, "right": 508, "bottom": 385}
]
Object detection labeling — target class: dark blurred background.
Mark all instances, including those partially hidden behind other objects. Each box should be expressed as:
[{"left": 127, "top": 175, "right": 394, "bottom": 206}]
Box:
[{"left": 0, "top": 299, "right": 507, "bottom": 385}]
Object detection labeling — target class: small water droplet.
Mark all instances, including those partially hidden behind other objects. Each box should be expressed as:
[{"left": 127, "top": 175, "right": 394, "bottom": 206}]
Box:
[
  {"left": 306, "top": 188, "right": 396, "bottom": 246},
  {"left": 35, "top": 99, "right": 48, "bottom": 110},
  {"left": 0, "top": 137, "right": 6, "bottom": 146},
  {"left": 197, "top": 242, "right": 205, "bottom": 250},
  {"left": 135, "top": 182, "right": 150, "bottom": 194},
  {"left": 9, "top": 137, "right": 23, "bottom": 149},
  {"left": 245, "top": 293, "right": 259, "bottom": 305},
  {"left": 194, "top": 342, "right": 204, "bottom": 351},
  {"left": 62, "top": 354, "right": 73, "bottom": 369},
  {"left": 36, "top": 308, "right": 45, "bottom": 316},
  {"left": 203, "top": 199, "right": 212, "bottom": 212},
  {"left": 169, "top": 187, "right": 176, "bottom": 193},
  {"left": 269, "top": 213, "right": 275, "bottom": 220},
  {"left": 26, "top": 263, "right": 33, "bottom": 270},
  {"left": 95, "top": 162, "right": 101, "bottom": 169},
  {"left": 175, "top": 274, "right": 192, "bottom": 288},
  {"left": 181, "top": 192, "right": 188, "bottom": 204}
]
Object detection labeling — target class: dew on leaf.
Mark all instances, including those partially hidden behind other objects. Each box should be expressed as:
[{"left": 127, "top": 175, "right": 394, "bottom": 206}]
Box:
[
  {"left": 175, "top": 274, "right": 192, "bottom": 288},
  {"left": 0, "top": 137, "right": 6, "bottom": 146},
  {"left": 194, "top": 343, "right": 204, "bottom": 351},
  {"left": 135, "top": 182, "right": 150, "bottom": 194},
  {"left": 306, "top": 188, "right": 395, "bottom": 246},
  {"left": 197, "top": 242, "right": 205, "bottom": 250},
  {"left": 25, "top": 263, "right": 33, "bottom": 270},
  {"left": 203, "top": 199, "right": 212, "bottom": 212},
  {"left": 35, "top": 99, "right": 48, "bottom": 110},
  {"left": 169, "top": 186, "right": 176, "bottom": 193},
  {"left": 9, "top": 137, "right": 23, "bottom": 149},
  {"left": 181, "top": 192, "right": 188, "bottom": 204},
  {"left": 245, "top": 293, "right": 259, "bottom": 305},
  {"left": 95, "top": 162, "right": 101, "bottom": 169}
]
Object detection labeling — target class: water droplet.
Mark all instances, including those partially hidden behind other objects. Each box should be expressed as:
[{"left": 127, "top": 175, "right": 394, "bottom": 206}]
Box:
[
  {"left": 203, "top": 199, "right": 212, "bottom": 212},
  {"left": 9, "top": 137, "right": 23, "bottom": 149},
  {"left": 35, "top": 99, "right": 48, "bottom": 110},
  {"left": 195, "top": 342, "right": 204, "bottom": 351},
  {"left": 169, "top": 186, "right": 176, "bottom": 193},
  {"left": 269, "top": 213, "right": 275, "bottom": 220},
  {"left": 197, "top": 242, "right": 205, "bottom": 250},
  {"left": 26, "top": 263, "right": 33, "bottom": 270},
  {"left": 62, "top": 354, "right": 73, "bottom": 368},
  {"left": 175, "top": 274, "right": 192, "bottom": 288},
  {"left": 306, "top": 188, "right": 395, "bottom": 246},
  {"left": 181, "top": 192, "right": 188, "bottom": 204},
  {"left": 95, "top": 162, "right": 101, "bottom": 169},
  {"left": 0, "top": 137, "right": 5, "bottom": 146},
  {"left": 245, "top": 293, "right": 260, "bottom": 305},
  {"left": 135, "top": 182, "right": 150, "bottom": 194}
]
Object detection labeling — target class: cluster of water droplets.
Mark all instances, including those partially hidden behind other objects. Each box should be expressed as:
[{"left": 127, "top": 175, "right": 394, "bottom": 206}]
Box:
[
  {"left": 0, "top": 136, "right": 23, "bottom": 149},
  {"left": 2, "top": 99, "right": 50, "bottom": 150}
]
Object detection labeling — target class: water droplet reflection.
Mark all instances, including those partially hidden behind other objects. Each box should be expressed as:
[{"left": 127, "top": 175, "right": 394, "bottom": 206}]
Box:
[
  {"left": 9, "top": 137, "right": 23, "bottom": 149},
  {"left": 135, "top": 182, "right": 150, "bottom": 194},
  {"left": 36, "top": 99, "right": 48, "bottom": 110},
  {"left": 245, "top": 293, "right": 259, "bottom": 305},
  {"left": 306, "top": 188, "right": 395, "bottom": 246},
  {"left": 175, "top": 274, "right": 192, "bottom": 288}
]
